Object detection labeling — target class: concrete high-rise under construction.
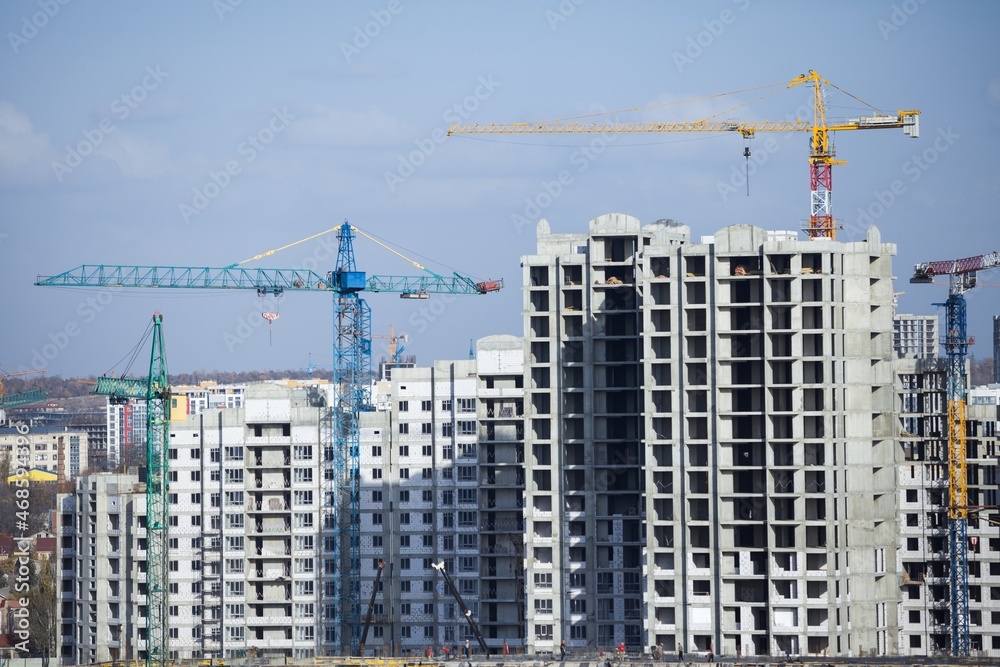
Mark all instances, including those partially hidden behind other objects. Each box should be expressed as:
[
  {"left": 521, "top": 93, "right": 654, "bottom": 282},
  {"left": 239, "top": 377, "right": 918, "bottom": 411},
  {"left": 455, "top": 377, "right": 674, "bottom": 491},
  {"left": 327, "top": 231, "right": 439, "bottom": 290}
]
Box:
[
  {"left": 994, "top": 315, "right": 1000, "bottom": 384},
  {"left": 520, "top": 213, "right": 899, "bottom": 658}
]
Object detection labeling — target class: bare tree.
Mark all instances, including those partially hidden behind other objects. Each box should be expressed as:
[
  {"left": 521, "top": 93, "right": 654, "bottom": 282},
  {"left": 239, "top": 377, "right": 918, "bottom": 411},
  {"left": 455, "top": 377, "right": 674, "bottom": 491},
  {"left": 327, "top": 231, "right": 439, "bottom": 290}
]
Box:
[{"left": 27, "top": 557, "right": 57, "bottom": 667}]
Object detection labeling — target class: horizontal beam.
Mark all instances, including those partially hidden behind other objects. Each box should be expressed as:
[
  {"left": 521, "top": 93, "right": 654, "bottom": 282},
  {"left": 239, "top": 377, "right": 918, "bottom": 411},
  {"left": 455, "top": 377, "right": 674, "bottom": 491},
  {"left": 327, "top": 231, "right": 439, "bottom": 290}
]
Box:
[
  {"left": 93, "top": 376, "right": 150, "bottom": 400},
  {"left": 36, "top": 266, "right": 497, "bottom": 296},
  {"left": 367, "top": 273, "right": 485, "bottom": 295},
  {"left": 449, "top": 120, "right": 812, "bottom": 136},
  {"left": 36, "top": 265, "right": 331, "bottom": 291},
  {"left": 0, "top": 389, "right": 47, "bottom": 409}
]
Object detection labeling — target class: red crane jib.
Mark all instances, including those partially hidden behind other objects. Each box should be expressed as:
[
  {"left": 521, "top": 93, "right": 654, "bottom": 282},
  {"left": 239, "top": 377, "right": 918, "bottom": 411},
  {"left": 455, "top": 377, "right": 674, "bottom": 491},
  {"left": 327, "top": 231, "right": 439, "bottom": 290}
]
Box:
[{"left": 921, "top": 251, "right": 1000, "bottom": 276}]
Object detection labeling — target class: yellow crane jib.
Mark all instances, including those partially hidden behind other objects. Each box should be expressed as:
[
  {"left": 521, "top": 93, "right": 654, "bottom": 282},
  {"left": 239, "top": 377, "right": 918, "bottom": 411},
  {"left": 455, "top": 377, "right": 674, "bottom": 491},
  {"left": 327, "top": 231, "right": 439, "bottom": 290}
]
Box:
[{"left": 449, "top": 70, "right": 920, "bottom": 241}]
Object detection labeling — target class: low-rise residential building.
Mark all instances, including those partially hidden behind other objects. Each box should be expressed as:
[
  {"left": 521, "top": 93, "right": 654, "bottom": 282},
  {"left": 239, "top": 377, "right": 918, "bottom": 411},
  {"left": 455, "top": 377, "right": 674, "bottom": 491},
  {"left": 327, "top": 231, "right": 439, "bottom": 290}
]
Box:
[{"left": 0, "top": 425, "right": 89, "bottom": 480}]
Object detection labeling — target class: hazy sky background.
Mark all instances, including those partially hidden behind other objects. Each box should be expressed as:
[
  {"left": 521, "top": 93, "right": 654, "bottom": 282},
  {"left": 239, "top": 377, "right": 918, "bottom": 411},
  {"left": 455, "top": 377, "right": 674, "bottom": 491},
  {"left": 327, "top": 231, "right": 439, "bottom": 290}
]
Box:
[{"left": 2, "top": 1, "right": 998, "bottom": 378}]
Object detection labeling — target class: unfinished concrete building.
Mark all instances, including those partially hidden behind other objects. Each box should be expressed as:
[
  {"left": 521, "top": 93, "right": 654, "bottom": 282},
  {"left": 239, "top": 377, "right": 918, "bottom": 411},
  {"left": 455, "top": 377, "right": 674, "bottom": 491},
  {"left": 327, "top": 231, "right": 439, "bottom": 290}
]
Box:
[
  {"left": 896, "top": 359, "right": 1000, "bottom": 655},
  {"left": 521, "top": 213, "right": 899, "bottom": 658}
]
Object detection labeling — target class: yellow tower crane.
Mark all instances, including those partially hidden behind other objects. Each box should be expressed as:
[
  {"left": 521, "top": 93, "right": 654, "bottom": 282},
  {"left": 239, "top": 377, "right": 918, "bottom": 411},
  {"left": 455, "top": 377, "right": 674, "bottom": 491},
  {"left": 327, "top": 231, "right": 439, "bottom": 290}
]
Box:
[{"left": 448, "top": 70, "right": 919, "bottom": 240}]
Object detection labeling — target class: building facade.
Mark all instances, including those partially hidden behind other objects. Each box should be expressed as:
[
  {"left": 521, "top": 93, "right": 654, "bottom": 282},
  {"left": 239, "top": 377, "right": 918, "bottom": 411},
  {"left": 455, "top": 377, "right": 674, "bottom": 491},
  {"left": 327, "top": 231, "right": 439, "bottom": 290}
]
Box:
[
  {"left": 56, "top": 472, "right": 144, "bottom": 665},
  {"left": 356, "top": 335, "right": 524, "bottom": 656},
  {"left": 893, "top": 314, "right": 939, "bottom": 359},
  {"left": 0, "top": 425, "right": 89, "bottom": 480},
  {"left": 520, "top": 214, "right": 899, "bottom": 658},
  {"left": 895, "top": 357, "right": 1000, "bottom": 655},
  {"left": 994, "top": 315, "right": 999, "bottom": 384},
  {"left": 59, "top": 383, "right": 332, "bottom": 662},
  {"left": 106, "top": 400, "right": 147, "bottom": 470}
]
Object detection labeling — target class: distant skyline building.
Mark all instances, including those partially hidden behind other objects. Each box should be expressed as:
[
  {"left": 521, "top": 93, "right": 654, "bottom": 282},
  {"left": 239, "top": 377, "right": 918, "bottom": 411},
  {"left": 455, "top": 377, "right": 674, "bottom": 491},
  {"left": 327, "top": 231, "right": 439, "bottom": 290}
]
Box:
[
  {"left": 0, "top": 425, "right": 88, "bottom": 480},
  {"left": 994, "top": 315, "right": 999, "bottom": 384}
]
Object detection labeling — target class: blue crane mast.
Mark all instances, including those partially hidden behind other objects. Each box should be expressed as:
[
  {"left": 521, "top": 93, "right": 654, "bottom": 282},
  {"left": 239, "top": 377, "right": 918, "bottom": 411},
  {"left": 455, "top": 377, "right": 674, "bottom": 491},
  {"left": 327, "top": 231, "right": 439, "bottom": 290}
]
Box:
[{"left": 912, "top": 249, "right": 1000, "bottom": 657}]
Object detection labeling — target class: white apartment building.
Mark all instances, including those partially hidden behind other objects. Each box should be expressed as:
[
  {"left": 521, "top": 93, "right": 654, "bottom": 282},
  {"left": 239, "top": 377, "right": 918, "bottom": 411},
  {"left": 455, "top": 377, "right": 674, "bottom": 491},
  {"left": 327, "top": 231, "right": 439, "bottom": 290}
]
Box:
[
  {"left": 357, "top": 335, "right": 524, "bottom": 656},
  {"left": 106, "top": 400, "right": 147, "bottom": 470},
  {"left": 172, "top": 381, "right": 248, "bottom": 416},
  {"left": 0, "top": 425, "right": 89, "bottom": 479},
  {"left": 893, "top": 314, "right": 939, "bottom": 360},
  {"left": 521, "top": 214, "right": 899, "bottom": 658},
  {"left": 59, "top": 383, "right": 333, "bottom": 662}
]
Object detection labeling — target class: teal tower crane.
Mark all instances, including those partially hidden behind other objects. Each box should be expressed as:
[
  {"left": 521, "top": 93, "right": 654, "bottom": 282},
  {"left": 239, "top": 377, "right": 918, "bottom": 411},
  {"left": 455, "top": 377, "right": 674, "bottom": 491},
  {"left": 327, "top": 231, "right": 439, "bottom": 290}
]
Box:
[{"left": 89, "top": 313, "right": 170, "bottom": 667}]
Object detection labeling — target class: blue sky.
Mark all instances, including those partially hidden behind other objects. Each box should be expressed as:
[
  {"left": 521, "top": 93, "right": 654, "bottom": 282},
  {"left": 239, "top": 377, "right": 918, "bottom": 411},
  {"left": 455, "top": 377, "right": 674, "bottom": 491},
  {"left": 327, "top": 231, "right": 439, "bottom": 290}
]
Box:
[{"left": 1, "top": 1, "right": 998, "bottom": 377}]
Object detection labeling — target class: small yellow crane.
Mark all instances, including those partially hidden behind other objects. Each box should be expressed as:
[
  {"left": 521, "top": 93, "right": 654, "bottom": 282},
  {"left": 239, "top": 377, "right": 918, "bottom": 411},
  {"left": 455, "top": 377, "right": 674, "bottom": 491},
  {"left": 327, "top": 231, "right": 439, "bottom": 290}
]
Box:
[{"left": 448, "top": 70, "right": 919, "bottom": 241}]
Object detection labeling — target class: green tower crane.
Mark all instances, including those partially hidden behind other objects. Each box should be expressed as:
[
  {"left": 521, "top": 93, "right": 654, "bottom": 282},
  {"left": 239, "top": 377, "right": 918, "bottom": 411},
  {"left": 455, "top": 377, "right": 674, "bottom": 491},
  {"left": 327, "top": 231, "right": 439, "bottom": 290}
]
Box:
[{"left": 89, "top": 313, "right": 170, "bottom": 667}]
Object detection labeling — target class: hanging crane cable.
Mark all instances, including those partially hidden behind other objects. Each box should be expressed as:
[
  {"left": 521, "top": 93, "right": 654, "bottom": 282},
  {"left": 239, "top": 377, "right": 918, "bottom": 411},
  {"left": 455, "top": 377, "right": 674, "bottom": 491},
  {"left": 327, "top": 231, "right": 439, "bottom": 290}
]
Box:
[{"left": 104, "top": 317, "right": 155, "bottom": 379}]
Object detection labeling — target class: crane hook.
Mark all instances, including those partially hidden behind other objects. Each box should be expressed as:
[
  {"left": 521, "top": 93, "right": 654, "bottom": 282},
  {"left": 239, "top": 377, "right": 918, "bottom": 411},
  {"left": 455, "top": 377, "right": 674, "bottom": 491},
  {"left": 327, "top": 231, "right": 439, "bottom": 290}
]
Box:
[{"left": 743, "top": 139, "right": 752, "bottom": 197}]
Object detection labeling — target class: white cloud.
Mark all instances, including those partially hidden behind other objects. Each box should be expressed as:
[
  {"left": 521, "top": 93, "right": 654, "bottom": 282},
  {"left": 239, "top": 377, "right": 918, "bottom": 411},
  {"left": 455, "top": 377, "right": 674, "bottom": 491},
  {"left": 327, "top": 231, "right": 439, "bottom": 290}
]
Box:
[{"left": 0, "top": 102, "right": 59, "bottom": 182}]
